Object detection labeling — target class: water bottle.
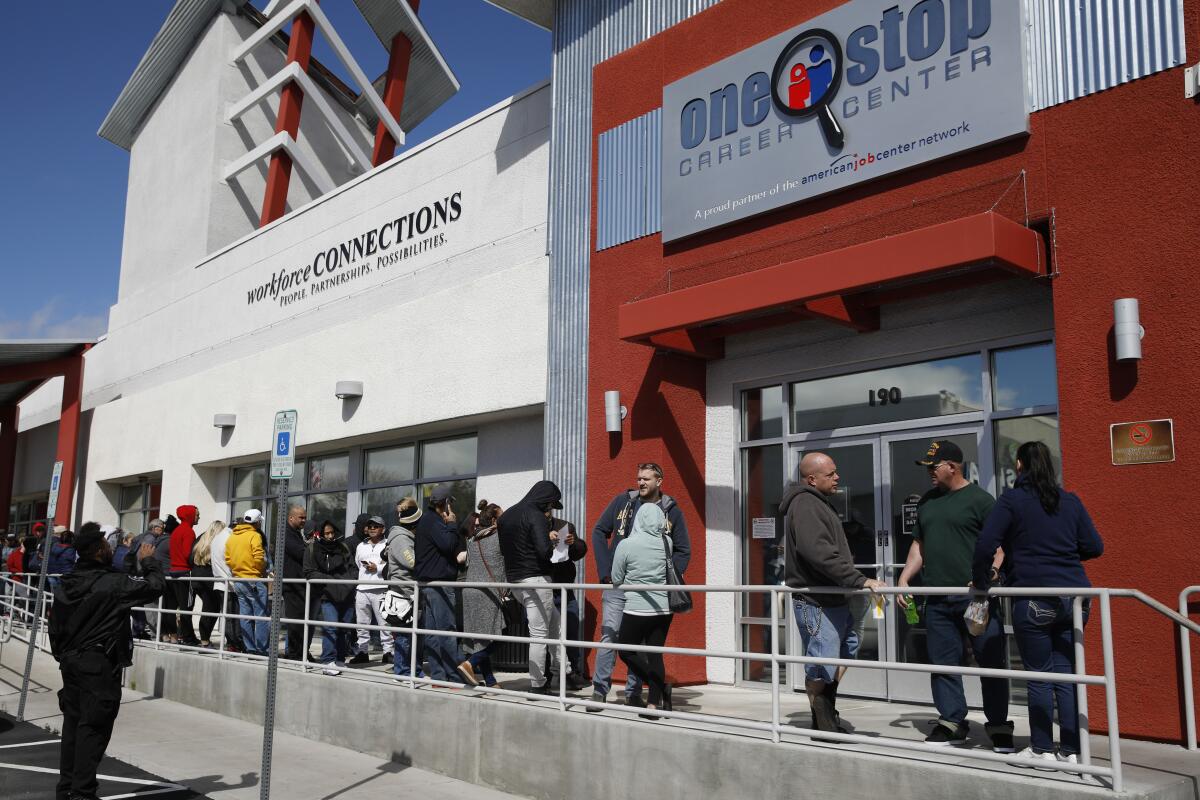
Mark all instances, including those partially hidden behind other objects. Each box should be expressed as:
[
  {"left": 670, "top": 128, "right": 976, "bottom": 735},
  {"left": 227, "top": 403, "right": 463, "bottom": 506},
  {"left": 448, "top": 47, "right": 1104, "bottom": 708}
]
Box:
[{"left": 904, "top": 595, "right": 919, "bottom": 625}]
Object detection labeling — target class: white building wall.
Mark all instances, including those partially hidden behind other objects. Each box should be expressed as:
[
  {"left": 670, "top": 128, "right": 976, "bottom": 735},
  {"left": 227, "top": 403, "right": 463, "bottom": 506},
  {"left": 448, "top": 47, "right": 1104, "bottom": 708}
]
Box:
[
  {"left": 16, "top": 83, "right": 552, "bottom": 532},
  {"left": 704, "top": 281, "right": 1054, "bottom": 683}
]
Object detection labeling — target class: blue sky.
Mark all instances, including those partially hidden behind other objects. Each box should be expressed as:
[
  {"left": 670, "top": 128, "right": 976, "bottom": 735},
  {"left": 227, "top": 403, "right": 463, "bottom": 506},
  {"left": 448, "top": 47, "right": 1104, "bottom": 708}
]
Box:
[{"left": 0, "top": 1, "right": 549, "bottom": 340}]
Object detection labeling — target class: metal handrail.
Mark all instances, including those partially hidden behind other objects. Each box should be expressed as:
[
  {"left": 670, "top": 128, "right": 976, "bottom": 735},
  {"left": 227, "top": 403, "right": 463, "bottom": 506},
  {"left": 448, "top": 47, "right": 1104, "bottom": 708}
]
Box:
[
  {"left": 7, "top": 572, "right": 1200, "bottom": 789},
  {"left": 1181, "top": 585, "right": 1200, "bottom": 751}
]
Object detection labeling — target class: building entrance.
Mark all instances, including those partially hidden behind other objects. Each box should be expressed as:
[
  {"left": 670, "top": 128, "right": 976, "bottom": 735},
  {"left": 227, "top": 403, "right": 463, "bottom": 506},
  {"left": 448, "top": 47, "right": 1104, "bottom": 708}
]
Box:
[{"left": 786, "top": 427, "right": 982, "bottom": 702}]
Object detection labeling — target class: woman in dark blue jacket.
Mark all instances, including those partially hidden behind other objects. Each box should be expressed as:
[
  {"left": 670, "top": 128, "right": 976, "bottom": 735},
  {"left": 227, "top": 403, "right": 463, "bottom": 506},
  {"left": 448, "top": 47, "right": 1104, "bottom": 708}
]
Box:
[{"left": 973, "top": 441, "right": 1104, "bottom": 767}]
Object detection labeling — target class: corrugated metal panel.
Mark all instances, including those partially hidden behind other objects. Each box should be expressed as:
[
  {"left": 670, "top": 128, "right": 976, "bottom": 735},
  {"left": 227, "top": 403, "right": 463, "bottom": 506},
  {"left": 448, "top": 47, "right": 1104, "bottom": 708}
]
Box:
[
  {"left": 98, "top": 0, "right": 230, "bottom": 149},
  {"left": 596, "top": 109, "right": 662, "bottom": 250},
  {"left": 1025, "top": 0, "right": 1187, "bottom": 111},
  {"left": 545, "top": 0, "right": 719, "bottom": 532}
]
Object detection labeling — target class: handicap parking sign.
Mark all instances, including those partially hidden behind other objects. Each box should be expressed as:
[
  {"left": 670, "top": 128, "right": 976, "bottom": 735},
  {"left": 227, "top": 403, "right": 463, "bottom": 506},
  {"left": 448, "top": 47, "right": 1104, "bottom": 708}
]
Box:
[{"left": 269, "top": 411, "right": 298, "bottom": 479}]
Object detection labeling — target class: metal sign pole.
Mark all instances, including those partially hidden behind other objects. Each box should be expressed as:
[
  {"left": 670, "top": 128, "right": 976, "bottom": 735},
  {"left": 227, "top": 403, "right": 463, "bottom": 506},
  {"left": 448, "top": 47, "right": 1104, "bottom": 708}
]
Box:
[
  {"left": 17, "top": 460, "right": 63, "bottom": 721},
  {"left": 260, "top": 478, "right": 288, "bottom": 800},
  {"left": 260, "top": 410, "right": 296, "bottom": 800}
]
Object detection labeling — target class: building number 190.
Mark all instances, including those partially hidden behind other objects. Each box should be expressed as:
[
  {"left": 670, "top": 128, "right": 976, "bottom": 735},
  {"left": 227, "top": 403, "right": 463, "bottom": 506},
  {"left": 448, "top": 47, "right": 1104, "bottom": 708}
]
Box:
[{"left": 868, "top": 387, "right": 902, "bottom": 407}]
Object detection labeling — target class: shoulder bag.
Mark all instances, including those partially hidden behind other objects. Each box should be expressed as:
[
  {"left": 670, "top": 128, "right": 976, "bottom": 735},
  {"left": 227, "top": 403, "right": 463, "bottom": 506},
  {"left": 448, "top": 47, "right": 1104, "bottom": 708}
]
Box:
[
  {"left": 477, "top": 538, "right": 523, "bottom": 628},
  {"left": 660, "top": 533, "right": 693, "bottom": 614}
]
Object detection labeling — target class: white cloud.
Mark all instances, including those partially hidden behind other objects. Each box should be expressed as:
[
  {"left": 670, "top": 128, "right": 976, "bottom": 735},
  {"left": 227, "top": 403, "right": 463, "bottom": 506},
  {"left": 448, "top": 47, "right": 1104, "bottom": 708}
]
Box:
[{"left": 0, "top": 298, "right": 107, "bottom": 341}]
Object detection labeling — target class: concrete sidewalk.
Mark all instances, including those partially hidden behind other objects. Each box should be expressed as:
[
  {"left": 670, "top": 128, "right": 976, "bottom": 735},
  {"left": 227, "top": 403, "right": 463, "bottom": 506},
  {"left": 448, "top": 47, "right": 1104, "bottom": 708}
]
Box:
[{"left": 0, "top": 641, "right": 528, "bottom": 800}]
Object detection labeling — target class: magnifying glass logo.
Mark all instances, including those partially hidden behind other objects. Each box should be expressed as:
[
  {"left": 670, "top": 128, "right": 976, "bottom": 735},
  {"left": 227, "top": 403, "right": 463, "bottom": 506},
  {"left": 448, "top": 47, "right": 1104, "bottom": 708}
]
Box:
[{"left": 771, "top": 28, "right": 845, "bottom": 151}]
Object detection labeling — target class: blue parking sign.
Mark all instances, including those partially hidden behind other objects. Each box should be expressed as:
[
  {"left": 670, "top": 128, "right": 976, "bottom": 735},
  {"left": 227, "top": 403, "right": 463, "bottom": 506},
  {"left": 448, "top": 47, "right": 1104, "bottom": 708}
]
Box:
[{"left": 276, "top": 431, "right": 290, "bottom": 456}]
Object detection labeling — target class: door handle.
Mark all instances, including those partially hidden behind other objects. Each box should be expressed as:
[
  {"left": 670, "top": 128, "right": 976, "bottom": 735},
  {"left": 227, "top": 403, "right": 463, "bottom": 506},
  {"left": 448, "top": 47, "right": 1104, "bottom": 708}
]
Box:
[{"left": 876, "top": 529, "right": 890, "bottom": 547}]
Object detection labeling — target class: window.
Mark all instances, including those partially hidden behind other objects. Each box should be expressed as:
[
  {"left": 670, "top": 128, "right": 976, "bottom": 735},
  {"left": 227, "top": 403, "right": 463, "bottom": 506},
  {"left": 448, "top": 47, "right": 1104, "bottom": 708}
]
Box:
[
  {"left": 6, "top": 498, "right": 49, "bottom": 539},
  {"left": 362, "top": 436, "right": 478, "bottom": 525},
  {"left": 117, "top": 482, "right": 161, "bottom": 534},
  {"left": 790, "top": 354, "right": 984, "bottom": 433},
  {"left": 230, "top": 455, "right": 348, "bottom": 534},
  {"left": 991, "top": 342, "right": 1058, "bottom": 411}
]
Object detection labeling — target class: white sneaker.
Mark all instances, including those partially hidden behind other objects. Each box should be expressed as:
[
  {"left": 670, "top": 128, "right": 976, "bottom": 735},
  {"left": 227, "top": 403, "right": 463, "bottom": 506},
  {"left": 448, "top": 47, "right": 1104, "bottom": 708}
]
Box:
[
  {"left": 1056, "top": 752, "right": 1082, "bottom": 775},
  {"left": 1011, "top": 747, "right": 1058, "bottom": 771},
  {"left": 321, "top": 666, "right": 342, "bottom": 676}
]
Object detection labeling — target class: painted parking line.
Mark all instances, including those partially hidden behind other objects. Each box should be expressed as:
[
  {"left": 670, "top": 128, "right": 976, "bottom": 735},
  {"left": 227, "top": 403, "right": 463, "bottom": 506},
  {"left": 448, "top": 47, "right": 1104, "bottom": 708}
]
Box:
[
  {"left": 0, "top": 738, "right": 60, "bottom": 749},
  {"left": 0, "top": 761, "right": 189, "bottom": 795}
]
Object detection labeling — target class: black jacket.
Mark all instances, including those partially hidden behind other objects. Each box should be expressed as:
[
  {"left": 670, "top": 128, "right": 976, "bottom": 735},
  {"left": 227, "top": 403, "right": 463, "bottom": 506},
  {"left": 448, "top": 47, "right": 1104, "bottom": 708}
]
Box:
[
  {"left": 498, "top": 481, "right": 562, "bottom": 582},
  {"left": 49, "top": 557, "right": 166, "bottom": 667},
  {"left": 591, "top": 489, "right": 690, "bottom": 581},
  {"left": 548, "top": 518, "right": 587, "bottom": 584},
  {"left": 780, "top": 483, "right": 866, "bottom": 606},
  {"left": 283, "top": 525, "right": 307, "bottom": 580},
  {"left": 414, "top": 509, "right": 459, "bottom": 582},
  {"left": 303, "top": 537, "right": 354, "bottom": 605}
]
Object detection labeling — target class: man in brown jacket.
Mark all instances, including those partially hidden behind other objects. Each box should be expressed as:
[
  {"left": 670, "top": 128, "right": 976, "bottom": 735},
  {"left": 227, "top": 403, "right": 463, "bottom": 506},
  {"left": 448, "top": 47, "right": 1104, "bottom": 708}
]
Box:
[{"left": 781, "top": 452, "right": 884, "bottom": 732}]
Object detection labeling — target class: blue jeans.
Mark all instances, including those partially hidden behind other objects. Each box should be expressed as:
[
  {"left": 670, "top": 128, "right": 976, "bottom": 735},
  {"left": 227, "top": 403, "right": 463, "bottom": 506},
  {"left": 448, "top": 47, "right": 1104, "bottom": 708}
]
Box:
[
  {"left": 393, "top": 596, "right": 422, "bottom": 678},
  {"left": 1013, "top": 596, "right": 1090, "bottom": 755},
  {"left": 319, "top": 600, "right": 354, "bottom": 665},
  {"left": 420, "top": 586, "right": 460, "bottom": 681},
  {"left": 468, "top": 643, "right": 497, "bottom": 685},
  {"left": 234, "top": 581, "right": 269, "bottom": 655},
  {"left": 792, "top": 598, "right": 858, "bottom": 683},
  {"left": 924, "top": 596, "right": 1010, "bottom": 732},
  {"left": 593, "top": 589, "right": 642, "bottom": 697}
]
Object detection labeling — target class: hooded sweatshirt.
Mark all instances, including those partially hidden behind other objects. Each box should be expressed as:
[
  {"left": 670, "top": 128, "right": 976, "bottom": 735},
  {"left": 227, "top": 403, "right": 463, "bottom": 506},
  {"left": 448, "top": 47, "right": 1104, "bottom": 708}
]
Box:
[
  {"left": 780, "top": 482, "right": 866, "bottom": 607},
  {"left": 169, "top": 505, "right": 199, "bottom": 574},
  {"left": 592, "top": 489, "right": 690, "bottom": 581},
  {"left": 49, "top": 556, "right": 165, "bottom": 667},
  {"left": 225, "top": 522, "right": 267, "bottom": 579},
  {"left": 386, "top": 522, "right": 418, "bottom": 598},
  {"left": 303, "top": 533, "right": 354, "bottom": 605},
  {"left": 497, "top": 480, "right": 562, "bottom": 582},
  {"left": 610, "top": 504, "right": 671, "bottom": 615}
]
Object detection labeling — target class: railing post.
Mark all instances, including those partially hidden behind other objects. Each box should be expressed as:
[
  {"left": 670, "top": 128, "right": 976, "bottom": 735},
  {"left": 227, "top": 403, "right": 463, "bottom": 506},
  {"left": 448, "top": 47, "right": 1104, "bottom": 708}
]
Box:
[
  {"left": 1180, "top": 588, "right": 1197, "bottom": 751},
  {"left": 218, "top": 582, "right": 230, "bottom": 661},
  {"left": 155, "top": 594, "right": 164, "bottom": 650},
  {"left": 558, "top": 584, "right": 568, "bottom": 711},
  {"left": 770, "top": 586, "right": 781, "bottom": 744},
  {"left": 409, "top": 582, "right": 420, "bottom": 687},
  {"left": 1072, "top": 595, "right": 1091, "bottom": 767},
  {"left": 302, "top": 580, "right": 311, "bottom": 671},
  {"left": 1099, "top": 591, "right": 1122, "bottom": 792}
]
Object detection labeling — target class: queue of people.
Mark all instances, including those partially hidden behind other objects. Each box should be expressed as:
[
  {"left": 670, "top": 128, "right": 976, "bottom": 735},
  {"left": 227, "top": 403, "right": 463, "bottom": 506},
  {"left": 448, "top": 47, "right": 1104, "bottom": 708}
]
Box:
[{"left": 6, "top": 440, "right": 1103, "bottom": 757}]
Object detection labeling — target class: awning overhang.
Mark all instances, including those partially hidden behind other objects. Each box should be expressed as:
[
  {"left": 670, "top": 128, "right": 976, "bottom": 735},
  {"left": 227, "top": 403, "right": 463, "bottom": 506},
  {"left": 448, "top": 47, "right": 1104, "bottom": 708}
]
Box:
[
  {"left": 0, "top": 341, "right": 94, "bottom": 407},
  {"left": 618, "top": 212, "right": 1046, "bottom": 359}
]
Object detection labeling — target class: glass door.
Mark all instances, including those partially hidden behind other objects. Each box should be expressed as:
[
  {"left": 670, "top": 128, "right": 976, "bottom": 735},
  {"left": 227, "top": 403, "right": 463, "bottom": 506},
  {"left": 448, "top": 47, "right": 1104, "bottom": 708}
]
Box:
[
  {"left": 879, "top": 427, "right": 986, "bottom": 703},
  {"left": 786, "top": 438, "right": 886, "bottom": 698}
]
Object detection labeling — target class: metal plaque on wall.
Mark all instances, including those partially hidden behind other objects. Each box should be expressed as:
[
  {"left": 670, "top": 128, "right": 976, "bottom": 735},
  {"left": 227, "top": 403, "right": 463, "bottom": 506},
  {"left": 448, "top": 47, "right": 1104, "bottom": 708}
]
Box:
[
  {"left": 661, "top": 0, "right": 1028, "bottom": 242},
  {"left": 1110, "top": 419, "right": 1175, "bottom": 466}
]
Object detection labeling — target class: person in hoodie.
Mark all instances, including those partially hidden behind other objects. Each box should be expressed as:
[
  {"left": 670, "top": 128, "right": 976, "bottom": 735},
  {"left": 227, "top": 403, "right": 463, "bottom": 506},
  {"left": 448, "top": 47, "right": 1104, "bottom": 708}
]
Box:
[
  {"left": 210, "top": 519, "right": 243, "bottom": 652},
  {"left": 611, "top": 504, "right": 675, "bottom": 716},
  {"left": 414, "top": 486, "right": 463, "bottom": 683},
  {"left": 46, "top": 528, "right": 78, "bottom": 589},
  {"left": 225, "top": 509, "right": 269, "bottom": 655},
  {"left": 49, "top": 521, "right": 164, "bottom": 800},
  {"left": 166, "top": 505, "right": 201, "bottom": 647},
  {"left": 304, "top": 519, "right": 356, "bottom": 675},
  {"left": 589, "top": 463, "right": 690, "bottom": 711},
  {"left": 783, "top": 452, "right": 884, "bottom": 733},
  {"left": 388, "top": 498, "right": 423, "bottom": 680},
  {"left": 497, "top": 479, "right": 577, "bottom": 695}
]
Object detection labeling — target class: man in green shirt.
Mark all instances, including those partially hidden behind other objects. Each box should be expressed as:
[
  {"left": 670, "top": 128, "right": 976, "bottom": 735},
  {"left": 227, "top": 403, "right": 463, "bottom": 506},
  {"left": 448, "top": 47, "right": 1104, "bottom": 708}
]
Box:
[{"left": 897, "top": 440, "right": 1014, "bottom": 752}]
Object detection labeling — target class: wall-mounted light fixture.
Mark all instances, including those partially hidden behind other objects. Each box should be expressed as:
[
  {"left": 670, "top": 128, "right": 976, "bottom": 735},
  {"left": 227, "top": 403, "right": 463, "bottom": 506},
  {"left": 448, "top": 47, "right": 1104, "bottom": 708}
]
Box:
[
  {"left": 1114, "top": 298, "right": 1144, "bottom": 361},
  {"left": 604, "top": 390, "right": 627, "bottom": 433},
  {"left": 335, "top": 380, "right": 364, "bottom": 400},
  {"left": 213, "top": 413, "right": 237, "bottom": 429}
]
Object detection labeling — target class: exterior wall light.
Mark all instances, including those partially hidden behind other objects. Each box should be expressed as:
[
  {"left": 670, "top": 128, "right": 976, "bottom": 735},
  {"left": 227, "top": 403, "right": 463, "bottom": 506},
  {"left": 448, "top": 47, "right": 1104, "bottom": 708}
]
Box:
[
  {"left": 1114, "top": 298, "right": 1144, "bottom": 361},
  {"left": 604, "top": 390, "right": 627, "bottom": 433},
  {"left": 213, "top": 413, "right": 237, "bottom": 429},
  {"left": 335, "top": 380, "right": 364, "bottom": 400}
]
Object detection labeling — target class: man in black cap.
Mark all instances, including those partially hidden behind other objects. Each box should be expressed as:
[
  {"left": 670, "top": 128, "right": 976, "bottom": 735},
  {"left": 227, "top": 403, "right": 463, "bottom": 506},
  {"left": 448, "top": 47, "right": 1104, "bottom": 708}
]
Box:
[
  {"left": 897, "top": 440, "right": 1012, "bottom": 752},
  {"left": 413, "top": 485, "right": 463, "bottom": 683},
  {"left": 49, "top": 521, "right": 165, "bottom": 800}
]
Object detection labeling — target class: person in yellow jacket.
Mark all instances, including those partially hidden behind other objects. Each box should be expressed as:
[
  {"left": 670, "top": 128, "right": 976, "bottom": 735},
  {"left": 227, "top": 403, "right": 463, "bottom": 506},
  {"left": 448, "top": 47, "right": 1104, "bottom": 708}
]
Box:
[{"left": 225, "top": 509, "right": 269, "bottom": 655}]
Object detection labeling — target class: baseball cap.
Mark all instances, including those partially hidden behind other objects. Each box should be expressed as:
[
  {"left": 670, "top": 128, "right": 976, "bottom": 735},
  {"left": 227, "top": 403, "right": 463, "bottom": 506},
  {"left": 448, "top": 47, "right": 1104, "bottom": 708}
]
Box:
[
  {"left": 52, "top": 525, "right": 68, "bottom": 535},
  {"left": 915, "top": 440, "right": 965, "bottom": 467},
  {"left": 243, "top": 508, "right": 263, "bottom": 525},
  {"left": 430, "top": 485, "right": 455, "bottom": 505},
  {"left": 365, "top": 515, "right": 386, "bottom": 528}
]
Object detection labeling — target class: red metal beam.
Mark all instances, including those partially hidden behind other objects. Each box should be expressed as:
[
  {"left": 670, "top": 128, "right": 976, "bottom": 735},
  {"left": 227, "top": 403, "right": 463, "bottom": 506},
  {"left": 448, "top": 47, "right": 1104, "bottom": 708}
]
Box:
[
  {"left": 0, "top": 405, "right": 17, "bottom": 530},
  {"left": 260, "top": 7, "right": 318, "bottom": 227},
  {"left": 52, "top": 355, "right": 84, "bottom": 527},
  {"left": 0, "top": 354, "right": 78, "bottom": 385},
  {"left": 799, "top": 295, "right": 880, "bottom": 332},
  {"left": 646, "top": 329, "right": 724, "bottom": 360},
  {"left": 617, "top": 212, "right": 1044, "bottom": 342},
  {"left": 371, "top": 0, "right": 419, "bottom": 166}
]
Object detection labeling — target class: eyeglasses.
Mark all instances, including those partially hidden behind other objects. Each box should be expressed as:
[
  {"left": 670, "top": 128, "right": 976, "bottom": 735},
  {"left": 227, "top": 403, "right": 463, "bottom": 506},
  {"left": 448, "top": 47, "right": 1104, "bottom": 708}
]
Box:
[
  {"left": 637, "top": 463, "right": 663, "bottom": 478},
  {"left": 926, "top": 462, "right": 948, "bottom": 473}
]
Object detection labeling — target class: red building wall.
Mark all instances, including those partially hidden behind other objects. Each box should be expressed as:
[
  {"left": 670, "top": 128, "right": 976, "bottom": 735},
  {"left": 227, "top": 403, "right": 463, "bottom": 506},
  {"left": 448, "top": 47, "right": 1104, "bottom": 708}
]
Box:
[{"left": 585, "top": 0, "right": 1200, "bottom": 741}]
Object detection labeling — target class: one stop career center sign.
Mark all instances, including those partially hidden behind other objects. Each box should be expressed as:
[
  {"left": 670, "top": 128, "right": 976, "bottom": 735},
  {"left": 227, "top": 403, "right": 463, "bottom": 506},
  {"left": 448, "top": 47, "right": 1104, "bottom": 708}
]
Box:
[{"left": 661, "top": 0, "right": 1028, "bottom": 241}]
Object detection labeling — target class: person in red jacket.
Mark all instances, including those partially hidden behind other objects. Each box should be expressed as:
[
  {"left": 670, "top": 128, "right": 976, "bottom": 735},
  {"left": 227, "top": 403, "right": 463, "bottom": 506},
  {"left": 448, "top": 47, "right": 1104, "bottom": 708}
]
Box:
[{"left": 166, "top": 504, "right": 201, "bottom": 647}]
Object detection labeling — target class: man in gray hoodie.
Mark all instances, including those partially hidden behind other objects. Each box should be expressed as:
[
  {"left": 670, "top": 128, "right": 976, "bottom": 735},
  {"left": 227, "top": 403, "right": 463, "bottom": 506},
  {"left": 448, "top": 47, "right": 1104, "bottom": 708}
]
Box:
[{"left": 781, "top": 452, "right": 884, "bottom": 733}]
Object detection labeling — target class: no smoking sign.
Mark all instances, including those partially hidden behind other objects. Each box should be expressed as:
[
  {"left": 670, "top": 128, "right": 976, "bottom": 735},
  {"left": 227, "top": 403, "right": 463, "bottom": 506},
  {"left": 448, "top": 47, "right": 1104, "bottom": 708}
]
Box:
[{"left": 1128, "top": 423, "right": 1153, "bottom": 446}]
